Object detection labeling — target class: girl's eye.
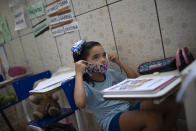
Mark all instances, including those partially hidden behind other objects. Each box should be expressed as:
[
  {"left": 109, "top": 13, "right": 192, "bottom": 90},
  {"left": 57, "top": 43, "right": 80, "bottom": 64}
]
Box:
[
  {"left": 93, "top": 55, "right": 99, "bottom": 60},
  {"left": 103, "top": 53, "right": 106, "bottom": 58}
]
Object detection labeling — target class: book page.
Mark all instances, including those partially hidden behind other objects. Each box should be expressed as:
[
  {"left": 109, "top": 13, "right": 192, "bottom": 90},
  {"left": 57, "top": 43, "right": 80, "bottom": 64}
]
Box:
[{"left": 102, "top": 75, "right": 176, "bottom": 94}]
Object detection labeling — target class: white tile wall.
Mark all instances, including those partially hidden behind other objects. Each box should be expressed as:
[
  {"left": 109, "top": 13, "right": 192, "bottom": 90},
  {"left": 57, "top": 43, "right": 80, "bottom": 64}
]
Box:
[
  {"left": 20, "top": 33, "right": 44, "bottom": 73},
  {"left": 55, "top": 31, "right": 80, "bottom": 67},
  {"left": 8, "top": 38, "right": 28, "bottom": 68},
  {"left": 4, "top": 43, "right": 16, "bottom": 67},
  {"left": 77, "top": 7, "right": 120, "bottom": 71},
  {"left": 109, "top": 0, "right": 164, "bottom": 70},
  {"left": 157, "top": 0, "right": 196, "bottom": 57},
  {"left": 107, "top": 0, "right": 120, "bottom": 4},
  {"left": 72, "top": 0, "right": 106, "bottom": 15},
  {"left": 35, "top": 30, "right": 61, "bottom": 72}
]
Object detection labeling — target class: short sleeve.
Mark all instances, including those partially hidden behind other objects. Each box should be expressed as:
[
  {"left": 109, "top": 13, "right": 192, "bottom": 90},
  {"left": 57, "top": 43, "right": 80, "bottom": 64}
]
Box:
[
  {"left": 83, "top": 81, "right": 91, "bottom": 97},
  {"left": 107, "top": 69, "right": 127, "bottom": 83}
]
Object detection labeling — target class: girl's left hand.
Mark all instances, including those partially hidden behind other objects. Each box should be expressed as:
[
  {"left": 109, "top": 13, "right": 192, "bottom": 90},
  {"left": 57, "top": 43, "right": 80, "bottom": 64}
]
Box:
[{"left": 107, "top": 52, "right": 120, "bottom": 64}]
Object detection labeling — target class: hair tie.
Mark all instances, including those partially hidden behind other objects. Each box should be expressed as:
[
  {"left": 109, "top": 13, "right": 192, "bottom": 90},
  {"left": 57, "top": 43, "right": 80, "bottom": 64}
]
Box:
[{"left": 71, "top": 39, "right": 86, "bottom": 54}]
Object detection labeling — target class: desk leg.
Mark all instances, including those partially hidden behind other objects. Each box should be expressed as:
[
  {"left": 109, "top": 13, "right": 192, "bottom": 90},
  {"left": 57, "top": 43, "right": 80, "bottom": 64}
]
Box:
[{"left": 0, "top": 110, "right": 14, "bottom": 131}]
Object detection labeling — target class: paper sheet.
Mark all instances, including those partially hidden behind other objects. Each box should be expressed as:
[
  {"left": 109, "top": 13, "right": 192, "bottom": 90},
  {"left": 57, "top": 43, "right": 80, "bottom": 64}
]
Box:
[
  {"left": 50, "top": 12, "right": 73, "bottom": 25},
  {"left": 30, "top": 71, "right": 75, "bottom": 93},
  {"left": 51, "top": 26, "right": 64, "bottom": 37},
  {"left": 13, "top": 7, "right": 27, "bottom": 31},
  {"left": 0, "top": 16, "right": 11, "bottom": 44},
  {"left": 0, "top": 32, "right": 4, "bottom": 44},
  {"left": 32, "top": 19, "right": 49, "bottom": 37},
  {"left": 45, "top": 0, "right": 69, "bottom": 16},
  {"left": 27, "top": 1, "right": 45, "bottom": 20},
  {"left": 64, "top": 22, "right": 78, "bottom": 33}
]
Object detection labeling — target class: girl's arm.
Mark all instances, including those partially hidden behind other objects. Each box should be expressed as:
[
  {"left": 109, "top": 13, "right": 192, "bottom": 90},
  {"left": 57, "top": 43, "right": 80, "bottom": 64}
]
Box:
[
  {"left": 74, "top": 60, "right": 87, "bottom": 109},
  {"left": 107, "top": 53, "right": 137, "bottom": 78}
]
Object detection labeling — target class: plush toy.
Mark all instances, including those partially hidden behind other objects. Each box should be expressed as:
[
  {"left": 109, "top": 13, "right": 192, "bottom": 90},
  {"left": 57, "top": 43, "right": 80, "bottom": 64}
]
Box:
[{"left": 29, "top": 79, "right": 61, "bottom": 121}]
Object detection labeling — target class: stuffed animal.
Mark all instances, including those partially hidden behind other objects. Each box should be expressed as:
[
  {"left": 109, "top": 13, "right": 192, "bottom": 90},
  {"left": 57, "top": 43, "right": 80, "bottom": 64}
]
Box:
[{"left": 29, "top": 79, "right": 61, "bottom": 121}]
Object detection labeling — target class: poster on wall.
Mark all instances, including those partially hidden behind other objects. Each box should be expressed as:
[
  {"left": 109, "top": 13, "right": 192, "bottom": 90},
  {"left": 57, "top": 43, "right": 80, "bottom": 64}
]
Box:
[
  {"left": 49, "top": 10, "right": 73, "bottom": 25},
  {"left": 0, "top": 16, "right": 11, "bottom": 45},
  {"left": 27, "top": 1, "right": 45, "bottom": 20},
  {"left": 32, "top": 19, "right": 49, "bottom": 37},
  {"left": 45, "top": 0, "right": 70, "bottom": 16},
  {"left": 51, "top": 26, "right": 64, "bottom": 37},
  {"left": 13, "top": 7, "right": 27, "bottom": 31},
  {"left": 64, "top": 22, "right": 78, "bottom": 33},
  {"left": 45, "top": 0, "right": 79, "bottom": 37},
  {"left": 0, "top": 34, "right": 4, "bottom": 44}
]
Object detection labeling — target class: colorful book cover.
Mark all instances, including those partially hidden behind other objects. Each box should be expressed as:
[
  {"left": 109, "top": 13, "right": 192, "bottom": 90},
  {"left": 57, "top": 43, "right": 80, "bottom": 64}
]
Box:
[{"left": 102, "top": 75, "right": 177, "bottom": 95}]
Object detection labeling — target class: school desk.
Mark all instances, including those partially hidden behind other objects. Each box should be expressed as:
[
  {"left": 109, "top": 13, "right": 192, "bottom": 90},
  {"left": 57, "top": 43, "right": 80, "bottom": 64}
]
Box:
[{"left": 103, "top": 70, "right": 181, "bottom": 104}]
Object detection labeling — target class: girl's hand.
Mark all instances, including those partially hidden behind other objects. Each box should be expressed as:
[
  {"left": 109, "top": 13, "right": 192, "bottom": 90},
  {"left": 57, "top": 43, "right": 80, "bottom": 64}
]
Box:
[
  {"left": 75, "top": 60, "right": 87, "bottom": 75},
  {"left": 107, "top": 52, "right": 120, "bottom": 64}
]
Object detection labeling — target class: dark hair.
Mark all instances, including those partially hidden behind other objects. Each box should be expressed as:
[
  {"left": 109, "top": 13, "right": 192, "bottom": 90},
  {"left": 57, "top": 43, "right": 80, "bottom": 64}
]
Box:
[
  {"left": 73, "top": 41, "right": 101, "bottom": 62},
  {"left": 72, "top": 41, "right": 101, "bottom": 84}
]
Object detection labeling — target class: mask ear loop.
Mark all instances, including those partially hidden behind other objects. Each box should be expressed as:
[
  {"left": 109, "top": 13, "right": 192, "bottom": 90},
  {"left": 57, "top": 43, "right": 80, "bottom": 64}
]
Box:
[{"left": 106, "top": 53, "right": 110, "bottom": 65}]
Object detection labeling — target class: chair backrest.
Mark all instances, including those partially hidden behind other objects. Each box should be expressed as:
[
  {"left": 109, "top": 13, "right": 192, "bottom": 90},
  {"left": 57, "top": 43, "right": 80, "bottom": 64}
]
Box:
[
  {"left": 61, "top": 78, "right": 78, "bottom": 111},
  {"left": 12, "top": 70, "right": 51, "bottom": 102}
]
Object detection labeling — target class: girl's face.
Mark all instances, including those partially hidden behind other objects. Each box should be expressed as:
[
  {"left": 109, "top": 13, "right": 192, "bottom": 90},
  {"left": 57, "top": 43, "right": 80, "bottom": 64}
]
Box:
[{"left": 86, "top": 45, "right": 107, "bottom": 65}]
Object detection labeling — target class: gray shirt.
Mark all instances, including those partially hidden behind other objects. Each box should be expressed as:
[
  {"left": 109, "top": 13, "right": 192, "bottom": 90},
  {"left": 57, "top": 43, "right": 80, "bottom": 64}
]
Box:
[{"left": 84, "top": 69, "right": 131, "bottom": 131}]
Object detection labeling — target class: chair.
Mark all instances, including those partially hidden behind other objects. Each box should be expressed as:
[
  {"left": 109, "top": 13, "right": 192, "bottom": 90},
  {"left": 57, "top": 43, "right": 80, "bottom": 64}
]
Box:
[
  {"left": 12, "top": 71, "right": 81, "bottom": 131},
  {"left": 61, "top": 78, "right": 83, "bottom": 131}
]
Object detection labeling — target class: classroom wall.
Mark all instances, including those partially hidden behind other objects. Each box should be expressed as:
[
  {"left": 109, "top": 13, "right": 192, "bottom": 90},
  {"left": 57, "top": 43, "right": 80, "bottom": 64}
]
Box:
[
  {"left": 1, "top": 0, "right": 196, "bottom": 75},
  {"left": 0, "top": 0, "right": 195, "bottom": 130}
]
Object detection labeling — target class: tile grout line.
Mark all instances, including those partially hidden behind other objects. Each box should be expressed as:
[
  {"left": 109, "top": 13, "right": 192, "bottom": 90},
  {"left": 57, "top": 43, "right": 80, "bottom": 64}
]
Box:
[
  {"left": 70, "top": 0, "right": 81, "bottom": 39},
  {"left": 17, "top": 0, "right": 31, "bottom": 70},
  {"left": 75, "top": 0, "right": 122, "bottom": 17},
  {"left": 154, "top": 0, "right": 166, "bottom": 58},
  {"left": 54, "top": 37, "right": 63, "bottom": 66},
  {"left": 18, "top": 31, "right": 30, "bottom": 70},
  {"left": 106, "top": 0, "right": 123, "bottom": 72},
  {"left": 30, "top": 0, "right": 47, "bottom": 71}
]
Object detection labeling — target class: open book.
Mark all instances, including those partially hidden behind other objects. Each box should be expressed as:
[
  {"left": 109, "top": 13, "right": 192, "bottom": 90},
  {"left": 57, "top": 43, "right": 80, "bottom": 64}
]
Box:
[{"left": 102, "top": 75, "right": 177, "bottom": 95}]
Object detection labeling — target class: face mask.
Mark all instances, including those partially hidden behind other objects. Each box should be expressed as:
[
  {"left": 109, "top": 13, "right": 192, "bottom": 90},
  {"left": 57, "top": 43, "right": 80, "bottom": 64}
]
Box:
[{"left": 85, "top": 62, "right": 108, "bottom": 74}]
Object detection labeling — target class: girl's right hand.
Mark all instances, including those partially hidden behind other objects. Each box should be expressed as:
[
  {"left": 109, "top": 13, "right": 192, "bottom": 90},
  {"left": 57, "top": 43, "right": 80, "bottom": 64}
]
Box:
[{"left": 75, "top": 60, "right": 87, "bottom": 75}]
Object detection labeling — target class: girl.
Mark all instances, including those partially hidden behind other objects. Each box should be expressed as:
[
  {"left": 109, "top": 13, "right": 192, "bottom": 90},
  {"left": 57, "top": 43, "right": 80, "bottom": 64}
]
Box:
[{"left": 72, "top": 40, "right": 178, "bottom": 131}]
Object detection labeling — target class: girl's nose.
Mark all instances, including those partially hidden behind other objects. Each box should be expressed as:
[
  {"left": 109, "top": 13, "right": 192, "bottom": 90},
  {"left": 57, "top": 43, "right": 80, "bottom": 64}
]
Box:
[{"left": 101, "top": 57, "right": 107, "bottom": 64}]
